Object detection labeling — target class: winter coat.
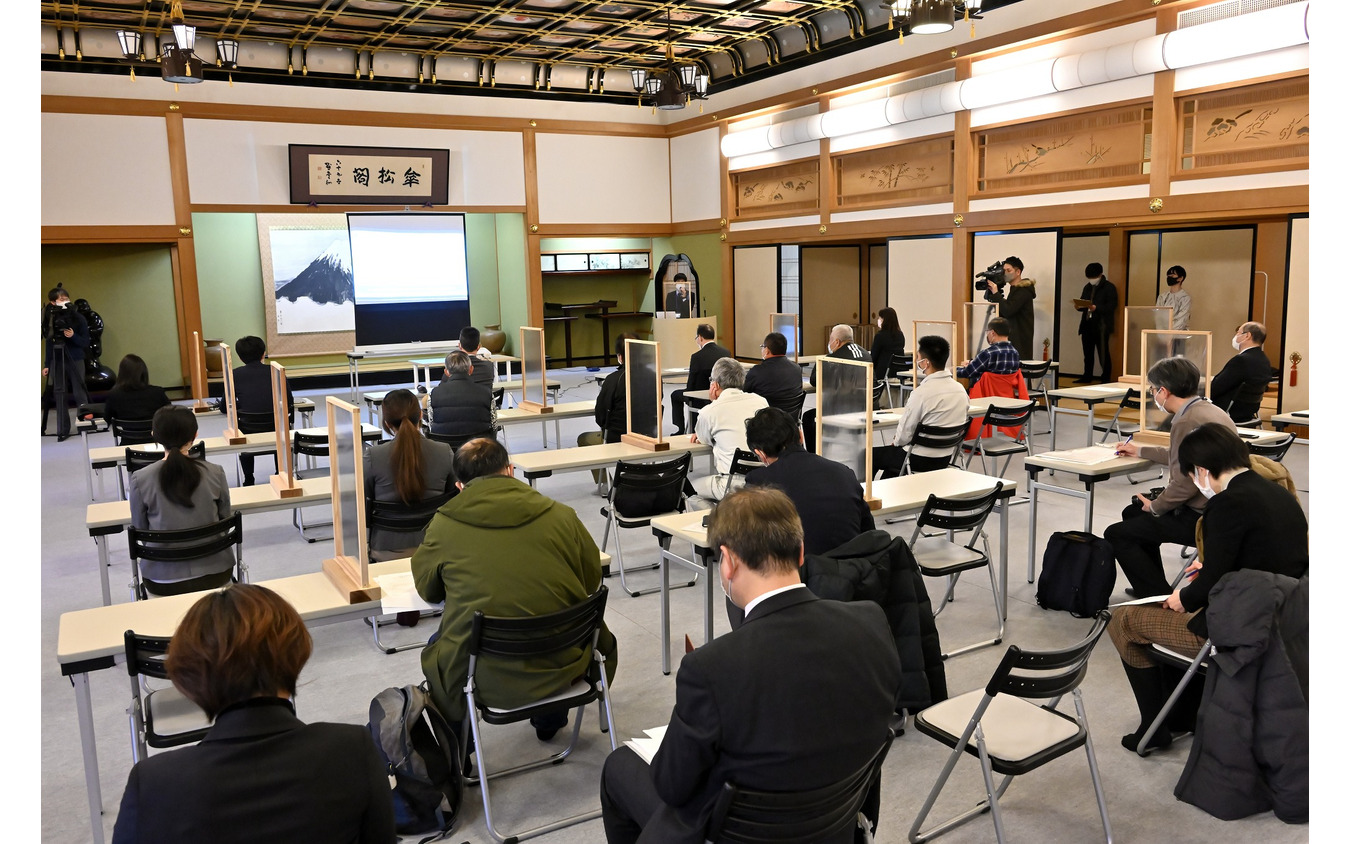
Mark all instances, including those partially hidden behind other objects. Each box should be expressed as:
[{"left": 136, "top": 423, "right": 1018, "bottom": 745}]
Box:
[
  {"left": 802, "top": 529, "right": 947, "bottom": 711},
  {"left": 429, "top": 372, "right": 494, "bottom": 438},
  {"left": 1174, "top": 570, "right": 1308, "bottom": 823},
  {"left": 984, "top": 277, "right": 1037, "bottom": 359},
  {"left": 411, "top": 474, "right": 618, "bottom": 722}
]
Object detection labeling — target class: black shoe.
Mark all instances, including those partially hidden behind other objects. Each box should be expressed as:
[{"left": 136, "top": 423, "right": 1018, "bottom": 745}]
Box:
[
  {"left": 1124, "top": 587, "right": 1136, "bottom": 597},
  {"left": 1121, "top": 728, "right": 1172, "bottom": 752},
  {"left": 57, "top": 434, "right": 70, "bottom": 443},
  {"left": 242, "top": 476, "right": 255, "bottom": 487},
  {"left": 532, "top": 711, "right": 568, "bottom": 741}
]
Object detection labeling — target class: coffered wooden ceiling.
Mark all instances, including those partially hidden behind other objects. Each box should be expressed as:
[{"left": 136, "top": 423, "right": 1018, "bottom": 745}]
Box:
[{"left": 40, "top": 0, "right": 1023, "bottom": 104}]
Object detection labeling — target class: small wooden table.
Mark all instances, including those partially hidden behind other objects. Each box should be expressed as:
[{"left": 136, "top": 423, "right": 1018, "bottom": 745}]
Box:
[{"left": 1270, "top": 410, "right": 1309, "bottom": 433}]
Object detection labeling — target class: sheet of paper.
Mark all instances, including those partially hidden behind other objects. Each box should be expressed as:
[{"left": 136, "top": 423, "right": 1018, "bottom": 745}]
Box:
[
  {"left": 1039, "top": 445, "right": 1119, "bottom": 465},
  {"left": 1109, "top": 594, "right": 1171, "bottom": 608},
  {"left": 375, "top": 572, "right": 443, "bottom": 614},
  {"left": 1078, "top": 384, "right": 1124, "bottom": 393},
  {"left": 624, "top": 725, "right": 669, "bottom": 765}
]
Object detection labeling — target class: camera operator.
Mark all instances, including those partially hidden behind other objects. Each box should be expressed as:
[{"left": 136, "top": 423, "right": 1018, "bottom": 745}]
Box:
[
  {"left": 980, "top": 255, "right": 1037, "bottom": 360},
  {"left": 42, "top": 283, "right": 91, "bottom": 442}
]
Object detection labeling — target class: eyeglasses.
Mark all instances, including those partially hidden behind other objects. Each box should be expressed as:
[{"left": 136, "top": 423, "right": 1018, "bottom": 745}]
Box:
[{"left": 759, "top": 344, "right": 767, "bottom": 350}]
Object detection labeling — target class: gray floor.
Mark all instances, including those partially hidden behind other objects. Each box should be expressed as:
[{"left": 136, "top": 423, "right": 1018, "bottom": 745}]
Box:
[{"left": 40, "top": 367, "right": 1312, "bottom": 843}]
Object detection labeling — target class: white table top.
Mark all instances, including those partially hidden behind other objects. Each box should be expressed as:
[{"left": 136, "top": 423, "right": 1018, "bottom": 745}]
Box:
[
  {"left": 1047, "top": 381, "right": 1133, "bottom": 400},
  {"left": 512, "top": 439, "right": 710, "bottom": 476},
  {"left": 495, "top": 400, "right": 594, "bottom": 424},
  {"left": 86, "top": 475, "right": 333, "bottom": 531},
  {"left": 1271, "top": 410, "right": 1309, "bottom": 426},
  {"left": 1024, "top": 451, "right": 1153, "bottom": 476},
  {"left": 88, "top": 424, "right": 381, "bottom": 467},
  {"left": 651, "top": 467, "right": 1017, "bottom": 547}
]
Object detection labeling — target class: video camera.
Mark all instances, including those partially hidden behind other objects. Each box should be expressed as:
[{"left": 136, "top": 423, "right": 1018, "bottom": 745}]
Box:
[
  {"left": 44, "top": 302, "right": 77, "bottom": 339},
  {"left": 974, "top": 261, "right": 1006, "bottom": 291}
]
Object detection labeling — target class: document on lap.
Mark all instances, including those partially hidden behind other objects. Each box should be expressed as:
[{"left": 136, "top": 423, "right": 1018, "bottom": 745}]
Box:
[
  {"left": 1108, "top": 595, "right": 1172, "bottom": 608},
  {"left": 375, "top": 572, "right": 444, "bottom": 613},
  {"left": 625, "top": 725, "right": 669, "bottom": 765}
]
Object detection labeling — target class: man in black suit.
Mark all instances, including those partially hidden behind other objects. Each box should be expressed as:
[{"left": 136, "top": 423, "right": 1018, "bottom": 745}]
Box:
[
  {"left": 599, "top": 486, "right": 902, "bottom": 844},
  {"left": 1211, "top": 321, "right": 1272, "bottom": 423},
  {"left": 670, "top": 323, "right": 730, "bottom": 435},
  {"left": 743, "top": 331, "right": 804, "bottom": 416},
  {"left": 456, "top": 325, "right": 496, "bottom": 386},
  {"left": 664, "top": 273, "right": 692, "bottom": 318},
  {"left": 803, "top": 323, "right": 872, "bottom": 452},
  {"left": 232, "top": 335, "right": 294, "bottom": 486},
  {"left": 745, "top": 406, "right": 875, "bottom": 555},
  {"left": 1075, "top": 262, "right": 1118, "bottom": 383}
]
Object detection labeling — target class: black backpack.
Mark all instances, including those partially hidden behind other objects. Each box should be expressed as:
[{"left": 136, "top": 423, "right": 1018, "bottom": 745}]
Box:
[
  {"left": 367, "top": 683, "right": 463, "bottom": 839},
  {"left": 1036, "top": 530, "right": 1117, "bottom": 618}
]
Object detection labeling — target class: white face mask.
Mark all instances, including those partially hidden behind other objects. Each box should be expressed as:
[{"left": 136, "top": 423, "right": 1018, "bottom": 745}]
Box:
[
  {"left": 1231, "top": 336, "right": 1242, "bottom": 351},
  {"left": 1153, "top": 391, "right": 1167, "bottom": 413},
  {"left": 1191, "top": 470, "right": 1215, "bottom": 499},
  {"left": 877, "top": 318, "right": 883, "bottom": 329}
]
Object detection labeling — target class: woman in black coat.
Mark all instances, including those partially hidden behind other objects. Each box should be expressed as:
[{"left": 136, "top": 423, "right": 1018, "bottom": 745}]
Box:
[
  {"left": 1106, "top": 423, "right": 1307, "bottom": 752},
  {"left": 103, "top": 354, "right": 171, "bottom": 428},
  {"left": 870, "top": 307, "right": 906, "bottom": 380}
]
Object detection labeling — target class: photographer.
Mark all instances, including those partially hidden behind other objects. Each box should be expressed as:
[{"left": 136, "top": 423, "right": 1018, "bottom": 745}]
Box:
[
  {"left": 42, "top": 283, "right": 91, "bottom": 442},
  {"left": 980, "top": 256, "right": 1037, "bottom": 360}
]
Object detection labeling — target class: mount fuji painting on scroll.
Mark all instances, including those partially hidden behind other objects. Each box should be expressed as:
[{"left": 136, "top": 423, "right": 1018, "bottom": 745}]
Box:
[{"left": 258, "top": 213, "right": 356, "bottom": 337}]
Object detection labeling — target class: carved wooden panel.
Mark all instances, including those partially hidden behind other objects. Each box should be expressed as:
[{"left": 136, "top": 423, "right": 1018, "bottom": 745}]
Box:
[
  {"left": 976, "top": 105, "right": 1151, "bottom": 195},
  {"left": 1180, "top": 77, "right": 1308, "bottom": 173},
  {"left": 833, "top": 137, "right": 954, "bottom": 209},
  {"left": 730, "top": 160, "right": 820, "bottom": 220}
]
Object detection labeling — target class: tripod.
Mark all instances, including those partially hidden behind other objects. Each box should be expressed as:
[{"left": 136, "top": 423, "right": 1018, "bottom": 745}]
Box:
[{"left": 43, "top": 306, "right": 87, "bottom": 441}]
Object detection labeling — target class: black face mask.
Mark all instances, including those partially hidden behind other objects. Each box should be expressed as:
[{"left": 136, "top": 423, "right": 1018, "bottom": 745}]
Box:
[{"left": 1166, "top": 276, "right": 1180, "bottom": 284}]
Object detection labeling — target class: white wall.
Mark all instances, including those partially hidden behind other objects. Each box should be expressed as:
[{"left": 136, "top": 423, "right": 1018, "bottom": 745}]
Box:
[
  {"left": 888, "top": 235, "right": 953, "bottom": 325},
  {"left": 973, "top": 230, "right": 1059, "bottom": 361},
  {"left": 42, "top": 113, "right": 176, "bottom": 226},
  {"left": 535, "top": 133, "right": 671, "bottom": 224},
  {"left": 670, "top": 128, "right": 722, "bottom": 223}
]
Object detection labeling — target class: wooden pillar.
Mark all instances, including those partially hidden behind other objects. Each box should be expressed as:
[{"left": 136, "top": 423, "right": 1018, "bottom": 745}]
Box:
[{"left": 164, "top": 106, "right": 203, "bottom": 390}]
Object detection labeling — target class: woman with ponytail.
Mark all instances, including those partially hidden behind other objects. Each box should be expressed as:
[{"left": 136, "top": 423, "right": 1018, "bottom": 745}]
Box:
[
  {"left": 128, "top": 405, "right": 234, "bottom": 590},
  {"left": 364, "top": 388, "right": 456, "bottom": 555}
]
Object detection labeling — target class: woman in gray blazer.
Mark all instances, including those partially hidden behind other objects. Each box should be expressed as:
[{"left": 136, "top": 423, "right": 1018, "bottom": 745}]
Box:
[
  {"left": 363, "top": 388, "right": 456, "bottom": 555},
  {"left": 128, "top": 406, "right": 234, "bottom": 593}
]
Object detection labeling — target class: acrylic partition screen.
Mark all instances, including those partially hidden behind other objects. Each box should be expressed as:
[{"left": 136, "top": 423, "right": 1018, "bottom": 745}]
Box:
[
  {"left": 1123, "top": 307, "right": 1172, "bottom": 379},
  {"left": 1140, "top": 330, "right": 1212, "bottom": 432},
  {"left": 963, "top": 302, "right": 998, "bottom": 364},
  {"left": 270, "top": 362, "right": 295, "bottom": 482},
  {"left": 520, "top": 326, "right": 548, "bottom": 407},
  {"left": 624, "top": 339, "right": 662, "bottom": 439},
  {"left": 817, "top": 356, "right": 874, "bottom": 486},
  {"left": 913, "top": 321, "right": 957, "bottom": 379},
  {"left": 219, "top": 343, "right": 239, "bottom": 432},
  {"left": 770, "top": 313, "right": 799, "bottom": 363},
  {"left": 326, "top": 396, "right": 369, "bottom": 584}
]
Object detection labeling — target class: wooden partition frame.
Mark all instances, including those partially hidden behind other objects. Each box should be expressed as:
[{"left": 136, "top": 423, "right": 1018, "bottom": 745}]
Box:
[
  {"left": 622, "top": 338, "right": 668, "bottom": 452},
  {"left": 913, "top": 320, "right": 958, "bottom": 383},
  {"left": 268, "top": 362, "right": 301, "bottom": 499},
  {"left": 1135, "top": 329, "right": 1213, "bottom": 447},
  {"left": 218, "top": 343, "right": 246, "bottom": 444},
  {"left": 518, "top": 326, "right": 553, "bottom": 414},
  {"left": 815, "top": 356, "right": 879, "bottom": 510},
  {"left": 1121, "top": 306, "right": 1172, "bottom": 384},
  {"left": 322, "top": 396, "right": 378, "bottom": 603},
  {"left": 190, "top": 330, "right": 211, "bottom": 414}
]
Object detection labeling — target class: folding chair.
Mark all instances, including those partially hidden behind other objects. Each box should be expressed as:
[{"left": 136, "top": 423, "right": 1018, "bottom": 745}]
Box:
[
  {"left": 463, "top": 586, "right": 618, "bottom": 844},
  {"left": 601, "top": 452, "right": 694, "bottom": 598},
  {"left": 291, "top": 430, "right": 333, "bottom": 542},
  {"left": 1247, "top": 432, "right": 1295, "bottom": 462},
  {"left": 120, "top": 441, "right": 205, "bottom": 500},
  {"left": 705, "top": 728, "right": 895, "bottom": 844},
  {"left": 884, "top": 356, "right": 913, "bottom": 409},
  {"left": 900, "top": 423, "right": 967, "bottom": 476},
  {"left": 127, "top": 511, "right": 246, "bottom": 600},
  {"left": 909, "top": 612, "right": 1114, "bottom": 844},
  {"left": 363, "top": 490, "right": 456, "bottom": 654},
  {"left": 908, "top": 483, "right": 1004, "bottom": 658},
  {"left": 123, "top": 630, "right": 213, "bottom": 764},
  {"left": 1093, "top": 388, "right": 1142, "bottom": 442},
  {"left": 962, "top": 401, "right": 1034, "bottom": 477},
  {"left": 111, "top": 417, "right": 158, "bottom": 497},
  {"left": 1019, "top": 360, "right": 1053, "bottom": 435},
  {"left": 234, "top": 408, "right": 279, "bottom": 486},
  {"left": 1135, "top": 640, "right": 1214, "bottom": 758},
  {"left": 728, "top": 448, "right": 764, "bottom": 479}
]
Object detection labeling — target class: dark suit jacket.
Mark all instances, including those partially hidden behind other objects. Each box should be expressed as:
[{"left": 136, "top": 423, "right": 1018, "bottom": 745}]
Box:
[
  {"left": 1077, "top": 278, "right": 1118, "bottom": 336},
  {"left": 743, "top": 354, "right": 804, "bottom": 412},
  {"left": 647, "top": 588, "right": 901, "bottom": 843},
  {"left": 746, "top": 444, "right": 875, "bottom": 555},
  {"left": 595, "top": 364, "right": 627, "bottom": 442},
  {"left": 232, "top": 361, "right": 294, "bottom": 424},
  {"left": 103, "top": 386, "right": 172, "bottom": 425},
  {"left": 685, "top": 341, "right": 730, "bottom": 392},
  {"left": 111, "top": 697, "right": 395, "bottom": 844},
  {"left": 1210, "top": 346, "right": 1271, "bottom": 421}
]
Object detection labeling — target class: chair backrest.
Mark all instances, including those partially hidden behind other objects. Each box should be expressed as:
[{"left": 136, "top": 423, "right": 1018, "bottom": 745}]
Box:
[
  {"left": 1246, "top": 433, "right": 1295, "bottom": 463},
  {"left": 127, "top": 511, "right": 244, "bottom": 566},
  {"left": 366, "top": 489, "right": 456, "bottom": 535},
  {"left": 779, "top": 392, "right": 807, "bottom": 422},
  {"left": 985, "top": 611, "right": 1111, "bottom": 701},
  {"left": 124, "top": 630, "right": 174, "bottom": 681},
  {"left": 887, "top": 355, "right": 913, "bottom": 379},
  {"left": 235, "top": 409, "right": 276, "bottom": 434},
  {"left": 1117, "top": 388, "right": 1143, "bottom": 411},
  {"left": 467, "top": 586, "right": 609, "bottom": 666},
  {"left": 125, "top": 442, "right": 206, "bottom": 477},
  {"left": 912, "top": 482, "right": 1004, "bottom": 537},
  {"left": 1019, "top": 360, "right": 1050, "bottom": 380},
  {"left": 609, "top": 452, "right": 693, "bottom": 519},
  {"left": 729, "top": 448, "right": 765, "bottom": 477},
  {"left": 706, "top": 729, "right": 895, "bottom": 844},
  {"left": 293, "top": 430, "right": 329, "bottom": 458},
  {"left": 111, "top": 417, "right": 156, "bottom": 446},
  {"left": 911, "top": 422, "right": 969, "bottom": 457},
  {"left": 978, "top": 402, "right": 1034, "bottom": 438},
  {"left": 427, "top": 430, "right": 493, "bottom": 451}
]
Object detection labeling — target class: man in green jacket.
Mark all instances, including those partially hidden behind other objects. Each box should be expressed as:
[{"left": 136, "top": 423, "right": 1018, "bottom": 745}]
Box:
[{"left": 412, "top": 437, "right": 618, "bottom": 740}]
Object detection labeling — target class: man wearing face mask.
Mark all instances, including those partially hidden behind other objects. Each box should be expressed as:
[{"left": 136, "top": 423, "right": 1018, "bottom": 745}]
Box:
[
  {"left": 1156, "top": 265, "right": 1192, "bottom": 331},
  {"left": 872, "top": 335, "right": 969, "bottom": 479},
  {"left": 1075, "top": 262, "right": 1118, "bottom": 383},
  {"left": 1210, "top": 321, "right": 1272, "bottom": 423},
  {"left": 42, "top": 283, "right": 91, "bottom": 442},
  {"left": 599, "top": 486, "right": 901, "bottom": 844},
  {"left": 1107, "top": 357, "right": 1236, "bottom": 598}
]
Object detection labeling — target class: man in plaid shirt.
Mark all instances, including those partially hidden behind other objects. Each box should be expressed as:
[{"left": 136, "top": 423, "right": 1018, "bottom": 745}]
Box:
[{"left": 957, "top": 316, "right": 1021, "bottom": 386}]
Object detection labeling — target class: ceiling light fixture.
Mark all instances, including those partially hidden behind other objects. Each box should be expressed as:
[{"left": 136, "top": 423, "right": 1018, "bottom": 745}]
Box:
[
  {"left": 886, "top": 0, "right": 983, "bottom": 41},
  {"left": 162, "top": 0, "right": 203, "bottom": 84},
  {"left": 627, "top": 11, "right": 709, "bottom": 111}
]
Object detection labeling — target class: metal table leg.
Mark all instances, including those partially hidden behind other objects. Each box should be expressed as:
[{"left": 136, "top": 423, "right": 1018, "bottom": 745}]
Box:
[
  {"left": 999, "top": 495, "right": 1010, "bottom": 620},
  {"left": 95, "top": 534, "right": 112, "bottom": 606},
  {"left": 74, "top": 671, "right": 106, "bottom": 844}
]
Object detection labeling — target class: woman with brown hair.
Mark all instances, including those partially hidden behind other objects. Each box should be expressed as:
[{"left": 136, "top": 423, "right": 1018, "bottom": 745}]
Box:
[
  {"left": 128, "top": 406, "right": 234, "bottom": 593},
  {"left": 111, "top": 583, "right": 395, "bottom": 843},
  {"left": 363, "top": 388, "right": 456, "bottom": 555}
]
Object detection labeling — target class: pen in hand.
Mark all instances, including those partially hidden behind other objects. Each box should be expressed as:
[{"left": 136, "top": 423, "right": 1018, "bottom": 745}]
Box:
[{"left": 1114, "top": 433, "right": 1134, "bottom": 456}]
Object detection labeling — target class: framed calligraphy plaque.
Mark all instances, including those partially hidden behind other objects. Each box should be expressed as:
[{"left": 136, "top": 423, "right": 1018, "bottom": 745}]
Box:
[{"left": 288, "top": 144, "right": 450, "bottom": 205}]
